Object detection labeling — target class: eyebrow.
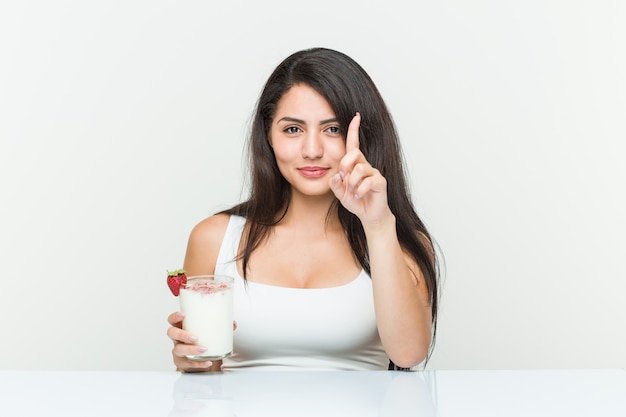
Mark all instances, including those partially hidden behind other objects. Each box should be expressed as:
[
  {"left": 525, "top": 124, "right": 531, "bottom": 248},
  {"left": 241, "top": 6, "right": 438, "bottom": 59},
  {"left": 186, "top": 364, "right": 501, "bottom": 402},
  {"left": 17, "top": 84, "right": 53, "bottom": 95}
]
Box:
[{"left": 276, "top": 116, "right": 339, "bottom": 125}]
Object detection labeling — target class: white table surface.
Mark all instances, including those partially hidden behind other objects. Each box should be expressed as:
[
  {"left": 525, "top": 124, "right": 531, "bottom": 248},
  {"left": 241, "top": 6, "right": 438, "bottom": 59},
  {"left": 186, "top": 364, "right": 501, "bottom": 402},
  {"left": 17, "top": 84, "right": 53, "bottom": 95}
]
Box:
[{"left": 0, "top": 369, "right": 624, "bottom": 416}]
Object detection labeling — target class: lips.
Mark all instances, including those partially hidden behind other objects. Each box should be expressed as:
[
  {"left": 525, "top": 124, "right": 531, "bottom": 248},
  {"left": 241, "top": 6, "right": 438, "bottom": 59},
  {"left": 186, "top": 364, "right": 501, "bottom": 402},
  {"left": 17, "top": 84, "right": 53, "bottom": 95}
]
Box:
[{"left": 298, "top": 166, "right": 330, "bottom": 178}]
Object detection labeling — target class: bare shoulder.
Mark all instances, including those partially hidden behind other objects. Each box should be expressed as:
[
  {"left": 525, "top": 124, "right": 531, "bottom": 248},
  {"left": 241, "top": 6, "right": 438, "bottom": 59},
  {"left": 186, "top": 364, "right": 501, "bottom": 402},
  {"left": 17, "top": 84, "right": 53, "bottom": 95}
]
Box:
[
  {"left": 417, "top": 231, "right": 435, "bottom": 265},
  {"left": 189, "top": 213, "right": 231, "bottom": 243},
  {"left": 183, "top": 213, "right": 232, "bottom": 276},
  {"left": 402, "top": 230, "right": 435, "bottom": 286}
]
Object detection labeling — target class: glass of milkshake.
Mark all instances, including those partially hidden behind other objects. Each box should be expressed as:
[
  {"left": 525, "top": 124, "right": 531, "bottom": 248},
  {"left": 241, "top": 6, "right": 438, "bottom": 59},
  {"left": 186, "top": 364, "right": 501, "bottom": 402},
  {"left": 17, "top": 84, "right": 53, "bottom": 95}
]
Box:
[{"left": 179, "top": 275, "right": 234, "bottom": 360}]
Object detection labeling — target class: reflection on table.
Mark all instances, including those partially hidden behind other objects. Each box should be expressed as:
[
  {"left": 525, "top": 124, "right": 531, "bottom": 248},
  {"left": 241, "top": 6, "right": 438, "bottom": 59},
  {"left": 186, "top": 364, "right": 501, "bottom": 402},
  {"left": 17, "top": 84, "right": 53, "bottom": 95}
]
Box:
[{"left": 169, "top": 370, "right": 436, "bottom": 416}]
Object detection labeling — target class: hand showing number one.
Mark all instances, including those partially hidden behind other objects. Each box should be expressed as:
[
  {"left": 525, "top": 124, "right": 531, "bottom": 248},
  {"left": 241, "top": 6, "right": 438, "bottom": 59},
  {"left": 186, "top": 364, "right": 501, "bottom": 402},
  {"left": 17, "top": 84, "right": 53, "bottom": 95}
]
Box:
[{"left": 329, "top": 113, "right": 391, "bottom": 225}]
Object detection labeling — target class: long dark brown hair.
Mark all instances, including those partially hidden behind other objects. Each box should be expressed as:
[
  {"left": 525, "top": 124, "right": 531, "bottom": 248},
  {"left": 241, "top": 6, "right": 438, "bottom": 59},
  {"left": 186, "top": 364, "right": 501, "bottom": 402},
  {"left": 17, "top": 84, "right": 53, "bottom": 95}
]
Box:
[{"left": 221, "top": 47, "right": 441, "bottom": 364}]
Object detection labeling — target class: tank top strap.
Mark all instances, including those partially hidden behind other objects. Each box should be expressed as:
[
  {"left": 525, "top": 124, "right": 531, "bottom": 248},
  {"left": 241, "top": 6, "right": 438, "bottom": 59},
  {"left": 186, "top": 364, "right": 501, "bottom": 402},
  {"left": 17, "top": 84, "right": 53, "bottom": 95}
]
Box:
[{"left": 215, "top": 215, "right": 246, "bottom": 273}]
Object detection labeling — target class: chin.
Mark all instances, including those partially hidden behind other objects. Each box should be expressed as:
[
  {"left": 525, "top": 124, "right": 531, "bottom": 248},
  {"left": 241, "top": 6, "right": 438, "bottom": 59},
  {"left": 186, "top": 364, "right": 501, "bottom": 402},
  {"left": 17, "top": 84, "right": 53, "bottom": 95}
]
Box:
[{"left": 293, "top": 187, "right": 334, "bottom": 199}]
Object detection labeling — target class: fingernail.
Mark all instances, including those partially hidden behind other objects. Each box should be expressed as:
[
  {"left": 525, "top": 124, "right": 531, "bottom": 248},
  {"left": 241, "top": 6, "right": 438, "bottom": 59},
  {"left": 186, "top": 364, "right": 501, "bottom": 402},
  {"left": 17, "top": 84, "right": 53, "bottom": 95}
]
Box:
[
  {"left": 188, "top": 335, "right": 198, "bottom": 343},
  {"left": 332, "top": 173, "right": 341, "bottom": 184},
  {"left": 197, "top": 346, "right": 207, "bottom": 353},
  {"left": 339, "top": 171, "right": 345, "bottom": 180}
]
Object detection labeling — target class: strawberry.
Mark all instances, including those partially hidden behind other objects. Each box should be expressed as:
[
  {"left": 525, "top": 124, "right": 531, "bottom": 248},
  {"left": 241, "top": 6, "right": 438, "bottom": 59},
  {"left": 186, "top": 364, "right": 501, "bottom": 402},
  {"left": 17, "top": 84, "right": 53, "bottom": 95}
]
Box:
[{"left": 167, "top": 269, "right": 187, "bottom": 296}]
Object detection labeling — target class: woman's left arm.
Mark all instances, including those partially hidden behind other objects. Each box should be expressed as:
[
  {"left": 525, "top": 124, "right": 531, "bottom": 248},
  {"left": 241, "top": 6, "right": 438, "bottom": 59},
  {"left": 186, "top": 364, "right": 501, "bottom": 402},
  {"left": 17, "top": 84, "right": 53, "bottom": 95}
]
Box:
[
  {"left": 329, "top": 113, "right": 433, "bottom": 368},
  {"left": 363, "top": 214, "right": 433, "bottom": 368}
]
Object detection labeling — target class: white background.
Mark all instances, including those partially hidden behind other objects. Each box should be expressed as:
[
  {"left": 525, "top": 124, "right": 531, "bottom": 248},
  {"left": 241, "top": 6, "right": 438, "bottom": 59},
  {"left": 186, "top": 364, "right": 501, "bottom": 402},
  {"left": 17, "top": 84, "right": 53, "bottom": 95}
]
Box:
[{"left": 1, "top": 1, "right": 624, "bottom": 371}]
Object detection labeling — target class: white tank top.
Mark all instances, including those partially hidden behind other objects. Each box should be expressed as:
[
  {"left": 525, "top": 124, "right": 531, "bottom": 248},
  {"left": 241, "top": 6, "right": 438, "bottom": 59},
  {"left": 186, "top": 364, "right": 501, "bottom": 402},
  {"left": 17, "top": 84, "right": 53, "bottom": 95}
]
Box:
[{"left": 215, "top": 215, "right": 388, "bottom": 371}]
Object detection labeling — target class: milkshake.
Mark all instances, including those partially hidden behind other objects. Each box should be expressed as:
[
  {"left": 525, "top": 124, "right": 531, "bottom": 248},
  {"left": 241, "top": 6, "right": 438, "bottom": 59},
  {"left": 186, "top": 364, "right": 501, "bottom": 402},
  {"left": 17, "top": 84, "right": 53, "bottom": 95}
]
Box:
[{"left": 179, "top": 275, "right": 234, "bottom": 360}]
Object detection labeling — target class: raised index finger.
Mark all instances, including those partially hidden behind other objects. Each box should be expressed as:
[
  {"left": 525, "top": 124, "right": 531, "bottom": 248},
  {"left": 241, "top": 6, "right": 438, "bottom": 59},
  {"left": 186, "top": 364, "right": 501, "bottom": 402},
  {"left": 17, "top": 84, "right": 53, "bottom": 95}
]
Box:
[{"left": 346, "top": 112, "right": 361, "bottom": 152}]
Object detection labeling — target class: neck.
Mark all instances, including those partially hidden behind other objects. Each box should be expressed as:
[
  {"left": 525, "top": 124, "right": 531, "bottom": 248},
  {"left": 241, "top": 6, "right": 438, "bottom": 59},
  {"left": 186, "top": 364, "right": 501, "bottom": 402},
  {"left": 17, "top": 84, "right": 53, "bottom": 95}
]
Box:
[{"left": 279, "top": 192, "right": 340, "bottom": 231}]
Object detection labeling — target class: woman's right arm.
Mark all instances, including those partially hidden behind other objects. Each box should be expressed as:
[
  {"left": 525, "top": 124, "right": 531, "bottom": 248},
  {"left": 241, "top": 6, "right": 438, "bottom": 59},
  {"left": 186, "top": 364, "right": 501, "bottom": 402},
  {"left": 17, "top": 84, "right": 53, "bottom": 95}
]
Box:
[{"left": 166, "top": 213, "right": 231, "bottom": 372}]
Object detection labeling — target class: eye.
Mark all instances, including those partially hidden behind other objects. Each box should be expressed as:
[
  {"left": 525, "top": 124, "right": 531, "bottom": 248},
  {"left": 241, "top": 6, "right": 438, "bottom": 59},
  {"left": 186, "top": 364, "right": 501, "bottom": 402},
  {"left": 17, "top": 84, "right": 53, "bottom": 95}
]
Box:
[
  {"left": 325, "top": 125, "right": 341, "bottom": 135},
  {"left": 284, "top": 126, "right": 302, "bottom": 134}
]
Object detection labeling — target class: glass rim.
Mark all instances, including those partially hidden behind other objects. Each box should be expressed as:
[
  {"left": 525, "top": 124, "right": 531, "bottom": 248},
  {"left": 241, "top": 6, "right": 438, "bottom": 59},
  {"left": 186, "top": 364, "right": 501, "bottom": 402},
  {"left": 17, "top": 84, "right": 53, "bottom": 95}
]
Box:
[{"left": 185, "top": 274, "right": 234, "bottom": 282}]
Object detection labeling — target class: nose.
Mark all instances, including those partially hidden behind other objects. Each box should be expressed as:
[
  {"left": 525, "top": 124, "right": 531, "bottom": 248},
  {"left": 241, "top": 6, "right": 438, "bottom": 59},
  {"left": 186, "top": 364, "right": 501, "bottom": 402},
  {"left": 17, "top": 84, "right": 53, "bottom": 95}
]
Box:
[{"left": 301, "top": 131, "right": 323, "bottom": 159}]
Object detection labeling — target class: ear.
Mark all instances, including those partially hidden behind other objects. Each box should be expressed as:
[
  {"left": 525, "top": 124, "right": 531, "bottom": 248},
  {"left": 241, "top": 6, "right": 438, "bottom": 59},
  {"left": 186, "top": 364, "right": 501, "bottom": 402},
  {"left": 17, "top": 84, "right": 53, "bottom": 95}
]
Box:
[{"left": 267, "top": 134, "right": 273, "bottom": 148}]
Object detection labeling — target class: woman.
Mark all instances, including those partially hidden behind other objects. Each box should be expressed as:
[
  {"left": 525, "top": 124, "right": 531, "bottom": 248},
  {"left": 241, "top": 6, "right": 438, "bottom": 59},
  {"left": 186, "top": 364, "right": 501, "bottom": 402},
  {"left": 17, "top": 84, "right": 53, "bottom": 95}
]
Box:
[{"left": 167, "top": 47, "right": 440, "bottom": 372}]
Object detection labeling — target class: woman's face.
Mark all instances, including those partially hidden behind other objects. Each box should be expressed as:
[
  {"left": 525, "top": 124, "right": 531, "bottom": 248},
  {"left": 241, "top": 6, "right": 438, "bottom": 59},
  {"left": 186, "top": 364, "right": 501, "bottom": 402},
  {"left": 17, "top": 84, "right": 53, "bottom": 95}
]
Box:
[{"left": 269, "top": 84, "right": 346, "bottom": 198}]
